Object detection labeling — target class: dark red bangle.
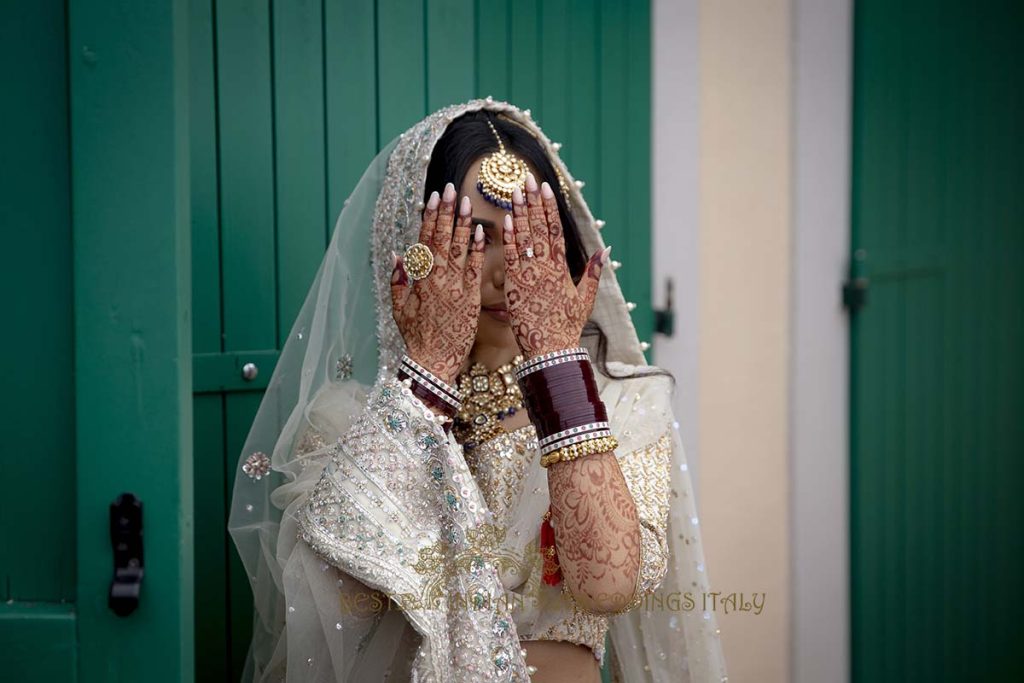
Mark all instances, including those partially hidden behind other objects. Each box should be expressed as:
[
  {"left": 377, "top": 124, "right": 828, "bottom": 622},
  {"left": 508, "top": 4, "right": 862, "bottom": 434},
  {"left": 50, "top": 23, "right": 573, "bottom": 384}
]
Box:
[
  {"left": 517, "top": 359, "right": 607, "bottom": 441},
  {"left": 397, "top": 368, "right": 456, "bottom": 432}
]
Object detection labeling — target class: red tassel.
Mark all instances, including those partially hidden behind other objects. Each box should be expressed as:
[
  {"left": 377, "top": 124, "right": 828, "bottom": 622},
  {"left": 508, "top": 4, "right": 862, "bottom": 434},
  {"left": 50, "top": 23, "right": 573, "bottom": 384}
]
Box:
[{"left": 539, "top": 506, "right": 562, "bottom": 586}]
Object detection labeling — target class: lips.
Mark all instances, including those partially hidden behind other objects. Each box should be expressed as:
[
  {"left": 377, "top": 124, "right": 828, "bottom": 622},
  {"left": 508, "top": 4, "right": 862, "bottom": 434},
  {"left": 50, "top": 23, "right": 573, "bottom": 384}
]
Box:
[{"left": 481, "top": 303, "right": 510, "bottom": 321}]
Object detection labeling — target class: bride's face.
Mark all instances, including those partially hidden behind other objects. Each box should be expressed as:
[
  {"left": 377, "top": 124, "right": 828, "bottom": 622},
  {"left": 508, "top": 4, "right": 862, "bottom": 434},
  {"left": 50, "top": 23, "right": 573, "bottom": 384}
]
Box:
[{"left": 458, "top": 157, "right": 541, "bottom": 352}]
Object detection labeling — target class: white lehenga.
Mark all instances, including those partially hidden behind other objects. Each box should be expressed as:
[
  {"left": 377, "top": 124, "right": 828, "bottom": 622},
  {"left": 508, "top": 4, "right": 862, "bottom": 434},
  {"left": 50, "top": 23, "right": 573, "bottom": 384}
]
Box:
[{"left": 227, "top": 99, "right": 728, "bottom": 682}]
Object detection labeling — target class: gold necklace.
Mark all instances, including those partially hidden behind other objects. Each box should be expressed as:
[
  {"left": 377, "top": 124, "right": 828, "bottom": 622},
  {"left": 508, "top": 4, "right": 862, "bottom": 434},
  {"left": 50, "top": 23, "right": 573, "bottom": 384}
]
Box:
[{"left": 453, "top": 355, "right": 526, "bottom": 451}]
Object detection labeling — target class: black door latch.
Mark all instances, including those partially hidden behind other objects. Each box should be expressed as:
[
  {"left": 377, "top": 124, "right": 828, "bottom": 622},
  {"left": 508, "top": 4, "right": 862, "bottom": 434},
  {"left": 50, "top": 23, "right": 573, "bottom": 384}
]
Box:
[
  {"left": 654, "top": 277, "right": 675, "bottom": 337},
  {"left": 109, "top": 492, "right": 144, "bottom": 617},
  {"left": 842, "top": 277, "right": 869, "bottom": 313},
  {"left": 844, "top": 248, "right": 869, "bottom": 314}
]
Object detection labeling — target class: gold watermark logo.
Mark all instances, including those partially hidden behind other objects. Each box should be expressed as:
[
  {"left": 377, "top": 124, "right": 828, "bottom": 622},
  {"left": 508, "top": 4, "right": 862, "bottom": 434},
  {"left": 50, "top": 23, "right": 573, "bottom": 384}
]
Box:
[{"left": 339, "top": 588, "right": 766, "bottom": 616}]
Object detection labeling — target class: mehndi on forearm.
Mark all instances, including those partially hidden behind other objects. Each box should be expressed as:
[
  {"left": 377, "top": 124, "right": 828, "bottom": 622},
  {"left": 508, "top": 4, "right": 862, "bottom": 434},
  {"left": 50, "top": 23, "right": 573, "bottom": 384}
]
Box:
[{"left": 546, "top": 449, "right": 642, "bottom": 614}]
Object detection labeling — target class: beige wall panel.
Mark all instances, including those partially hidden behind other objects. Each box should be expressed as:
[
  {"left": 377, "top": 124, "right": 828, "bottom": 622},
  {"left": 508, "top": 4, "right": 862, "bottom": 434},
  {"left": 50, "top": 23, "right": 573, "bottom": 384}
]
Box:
[{"left": 698, "top": 1, "right": 792, "bottom": 681}]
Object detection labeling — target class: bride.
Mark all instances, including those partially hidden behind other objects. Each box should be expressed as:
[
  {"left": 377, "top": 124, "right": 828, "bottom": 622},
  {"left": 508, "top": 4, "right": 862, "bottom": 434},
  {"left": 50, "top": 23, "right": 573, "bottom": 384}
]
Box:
[{"left": 228, "top": 99, "right": 727, "bottom": 682}]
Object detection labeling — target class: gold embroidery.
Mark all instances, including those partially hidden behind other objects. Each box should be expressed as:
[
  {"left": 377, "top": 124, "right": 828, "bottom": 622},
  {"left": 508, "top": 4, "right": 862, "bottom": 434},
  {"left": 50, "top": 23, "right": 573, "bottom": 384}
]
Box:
[
  {"left": 411, "top": 522, "right": 508, "bottom": 574},
  {"left": 411, "top": 522, "right": 526, "bottom": 597},
  {"left": 461, "top": 425, "right": 538, "bottom": 523},
  {"left": 613, "top": 429, "right": 673, "bottom": 607},
  {"left": 617, "top": 430, "right": 673, "bottom": 527}
]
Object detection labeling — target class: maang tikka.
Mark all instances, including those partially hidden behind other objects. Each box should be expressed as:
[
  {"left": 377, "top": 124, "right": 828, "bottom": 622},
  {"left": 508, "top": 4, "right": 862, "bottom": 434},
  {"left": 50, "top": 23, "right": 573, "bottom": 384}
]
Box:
[{"left": 476, "top": 119, "right": 528, "bottom": 210}]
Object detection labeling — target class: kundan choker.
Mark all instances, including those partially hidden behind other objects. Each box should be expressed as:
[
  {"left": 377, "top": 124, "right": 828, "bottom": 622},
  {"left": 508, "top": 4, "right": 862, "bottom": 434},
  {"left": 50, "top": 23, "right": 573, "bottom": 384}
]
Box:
[{"left": 453, "top": 355, "right": 526, "bottom": 450}]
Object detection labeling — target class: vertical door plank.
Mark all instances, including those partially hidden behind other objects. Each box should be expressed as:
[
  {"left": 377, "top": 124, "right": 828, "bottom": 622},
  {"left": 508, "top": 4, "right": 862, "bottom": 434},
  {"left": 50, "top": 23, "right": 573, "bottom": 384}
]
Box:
[
  {"left": 325, "top": 0, "right": 378, "bottom": 229},
  {"left": 475, "top": 0, "right": 510, "bottom": 99},
  {"left": 427, "top": 0, "right": 476, "bottom": 111},
  {"left": 602, "top": 0, "right": 653, "bottom": 345},
  {"left": 508, "top": 0, "right": 540, "bottom": 111},
  {"left": 902, "top": 3, "right": 945, "bottom": 677},
  {"left": 273, "top": 0, "right": 327, "bottom": 342},
  {"left": 189, "top": 1, "right": 227, "bottom": 680},
  {"left": 216, "top": 0, "right": 277, "bottom": 352},
  {"left": 190, "top": 0, "right": 222, "bottom": 357},
  {"left": 850, "top": 0, "right": 904, "bottom": 675},
  {"left": 192, "top": 394, "right": 228, "bottom": 682},
  {"left": 69, "top": 1, "right": 193, "bottom": 680},
  {"left": 214, "top": 5, "right": 276, "bottom": 682},
  {"left": 225, "top": 394, "right": 265, "bottom": 682},
  {"left": 538, "top": 0, "right": 570, "bottom": 141},
  {"left": 565, "top": 0, "right": 600, "bottom": 213},
  {"left": 622, "top": 0, "right": 652, "bottom": 348},
  {"left": 378, "top": 0, "right": 426, "bottom": 144},
  {"left": 1, "top": 0, "right": 75, "bottom": 605},
  {"left": 598, "top": 0, "right": 628, "bottom": 271}
]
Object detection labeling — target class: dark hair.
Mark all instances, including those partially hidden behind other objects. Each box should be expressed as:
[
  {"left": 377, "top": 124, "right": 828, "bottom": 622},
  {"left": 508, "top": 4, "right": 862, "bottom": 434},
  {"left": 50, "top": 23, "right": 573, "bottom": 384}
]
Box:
[{"left": 425, "top": 109, "right": 672, "bottom": 385}]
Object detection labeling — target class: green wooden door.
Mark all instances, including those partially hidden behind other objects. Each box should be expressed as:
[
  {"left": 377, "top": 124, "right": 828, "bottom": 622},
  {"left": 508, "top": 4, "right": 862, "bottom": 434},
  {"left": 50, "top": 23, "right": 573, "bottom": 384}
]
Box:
[
  {"left": 1, "top": 1, "right": 77, "bottom": 679},
  {"left": 3, "top": 2, "right": 194, "bottom": 682},
  {"left": 851, "top": 1, "right": 1024, "bottom": 680},
  {"left": 189, "top": 1, "right": 652, "bottom": 679}
]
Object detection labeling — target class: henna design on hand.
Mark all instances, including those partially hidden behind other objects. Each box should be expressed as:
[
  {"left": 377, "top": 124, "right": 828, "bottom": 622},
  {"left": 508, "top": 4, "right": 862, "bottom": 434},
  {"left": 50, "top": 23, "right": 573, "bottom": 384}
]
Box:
[
  {"left": 502, "top": 174, "right": 612, "bottom": 358},
  {"left": 390, "top": 184, "right": 486, "bottom": 384}
]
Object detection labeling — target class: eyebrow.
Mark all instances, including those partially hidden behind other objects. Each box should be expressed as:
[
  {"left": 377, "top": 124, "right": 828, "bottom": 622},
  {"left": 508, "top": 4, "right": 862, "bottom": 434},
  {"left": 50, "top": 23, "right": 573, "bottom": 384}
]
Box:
[{"left": 471, "top": 217, "right": 496, "bottom": 228}]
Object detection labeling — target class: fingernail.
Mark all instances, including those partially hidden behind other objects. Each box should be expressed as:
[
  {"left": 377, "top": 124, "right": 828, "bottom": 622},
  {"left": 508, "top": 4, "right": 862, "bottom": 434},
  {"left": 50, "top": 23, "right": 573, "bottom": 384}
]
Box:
[
  {"left": 391, "top": 250, "right": 398, "bottom": 268},
  {"left": 474, "top": 224, "right": 484, "bottom": 244},
  {"left": 460, "top": 195, "right": 471, "bottom": 216},
  {"left": 504, "top": 214, "right": 514, "bottom": 234},
  {"left": 427, "top": 191, "right": 440, "bottom": 209},
  {"left": 541, "top": 182, "right": 554, "bottom": 199},
  {"left": 443, "top": 182, "right": 456, "bottom": 202},
  {"left": 513, "top": 186, "right": 524, "bottom": 205},
  {"left": 601, "top": 245, "right": 612, "bottom": 264},
  {"left": 526, "top": 172, "right": 538, "bottom": 192}
]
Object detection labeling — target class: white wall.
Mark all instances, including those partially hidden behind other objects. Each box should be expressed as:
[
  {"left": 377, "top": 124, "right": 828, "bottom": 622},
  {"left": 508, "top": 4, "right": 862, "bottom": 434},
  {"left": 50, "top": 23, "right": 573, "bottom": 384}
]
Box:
[
  {"left": 652, "top": 0, "right": 700, "bottom": 489},
  {"left": 791, "top": 0, "right": 851, "bottom": 681}
]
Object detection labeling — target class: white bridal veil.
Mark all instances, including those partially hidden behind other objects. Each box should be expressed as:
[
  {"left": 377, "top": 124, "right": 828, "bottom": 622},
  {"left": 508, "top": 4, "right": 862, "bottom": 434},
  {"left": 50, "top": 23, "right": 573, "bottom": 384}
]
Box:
[{"left": 227, "top": 98, "right": 727, "bottom": 682}]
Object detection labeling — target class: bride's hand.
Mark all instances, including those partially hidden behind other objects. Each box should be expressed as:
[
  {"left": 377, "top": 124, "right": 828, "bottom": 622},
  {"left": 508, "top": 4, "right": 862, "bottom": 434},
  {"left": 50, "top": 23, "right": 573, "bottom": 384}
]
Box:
[
  {"left": 390, "top": 182, "right": 485, "bottom": 385},
  {"left": 501, "top": 173, "right": 611, "bottom": 358}
]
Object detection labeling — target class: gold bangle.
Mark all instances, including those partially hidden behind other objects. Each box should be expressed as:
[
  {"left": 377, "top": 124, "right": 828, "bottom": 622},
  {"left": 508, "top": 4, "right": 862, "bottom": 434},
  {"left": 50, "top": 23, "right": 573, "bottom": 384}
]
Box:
[{"left": 540, "top": 435, "right": 618, "bottom": 468}]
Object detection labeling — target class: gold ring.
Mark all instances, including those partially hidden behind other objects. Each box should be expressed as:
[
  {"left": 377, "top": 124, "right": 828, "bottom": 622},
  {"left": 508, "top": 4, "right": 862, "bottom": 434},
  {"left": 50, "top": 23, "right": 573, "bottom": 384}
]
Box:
[{"left": 403, "top": 243, "right": 434, "bottom": 280}]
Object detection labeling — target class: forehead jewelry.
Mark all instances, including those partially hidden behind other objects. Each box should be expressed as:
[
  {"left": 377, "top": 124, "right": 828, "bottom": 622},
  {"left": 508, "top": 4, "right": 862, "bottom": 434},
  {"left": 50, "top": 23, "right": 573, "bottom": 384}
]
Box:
[
  {"left": 476, "top": 120, "right": 528, "bottom": 210},
  {"left": 493, "top": 113, "right": 572, "bottom": 206}
]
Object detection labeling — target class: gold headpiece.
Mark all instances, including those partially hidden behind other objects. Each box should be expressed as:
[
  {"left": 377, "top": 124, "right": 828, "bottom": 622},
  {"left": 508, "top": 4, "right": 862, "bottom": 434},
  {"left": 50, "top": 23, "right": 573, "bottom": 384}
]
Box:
[
  {"left": 494, "top": 114, "right": 573, "bottom": 206},
  {"left": 477, "top": 120, "right": 528, "bottom": 210}
]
